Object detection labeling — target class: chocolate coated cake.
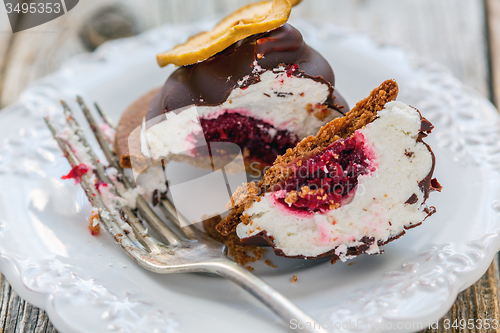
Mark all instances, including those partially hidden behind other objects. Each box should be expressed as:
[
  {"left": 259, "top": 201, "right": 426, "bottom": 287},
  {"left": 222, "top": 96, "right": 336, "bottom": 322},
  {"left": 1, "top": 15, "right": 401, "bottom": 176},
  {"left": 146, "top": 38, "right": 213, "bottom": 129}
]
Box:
[{"left": 217, "top": 80, "right": 441, "bottom": 263}]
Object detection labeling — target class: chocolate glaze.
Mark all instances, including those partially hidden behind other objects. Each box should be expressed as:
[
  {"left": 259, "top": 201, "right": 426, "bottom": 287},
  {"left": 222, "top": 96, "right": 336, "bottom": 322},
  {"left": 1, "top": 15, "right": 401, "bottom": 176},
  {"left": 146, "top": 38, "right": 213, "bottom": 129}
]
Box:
[
  {"left": 241, "top": 114, "right": 440, "bottom": 260},
  {"left": 405, "top": 193, "right": 418, "bottom": 204},
  {"left": 147, "top": 24, "right": 348, "bottom": 121},
  {"left": 416, "top": 114, "right": 442, "bottom": 200},
  {"left": 243, "top": 230, "right": 408, "bottom": 264}
]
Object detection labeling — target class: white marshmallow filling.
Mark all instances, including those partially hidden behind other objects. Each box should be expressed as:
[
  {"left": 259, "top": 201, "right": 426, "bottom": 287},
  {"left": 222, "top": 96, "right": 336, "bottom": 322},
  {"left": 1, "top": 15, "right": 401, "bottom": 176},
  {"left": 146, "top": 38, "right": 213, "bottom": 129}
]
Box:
[
  {"left": 236, "top": 101, "right": 434, "bottom": 260},
  {"left": 142, "top": 66, "right": 343, "bottom": 161},
  {"left": 197, "top": 67, "right": 342, "bottom": 139}
]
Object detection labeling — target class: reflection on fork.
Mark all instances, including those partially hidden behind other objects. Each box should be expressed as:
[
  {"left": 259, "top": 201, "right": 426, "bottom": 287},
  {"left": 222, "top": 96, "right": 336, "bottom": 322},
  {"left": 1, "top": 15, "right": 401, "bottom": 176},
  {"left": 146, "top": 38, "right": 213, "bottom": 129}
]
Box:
[{"left": 44, "top": 97, "right": 328, "bottom": 332}]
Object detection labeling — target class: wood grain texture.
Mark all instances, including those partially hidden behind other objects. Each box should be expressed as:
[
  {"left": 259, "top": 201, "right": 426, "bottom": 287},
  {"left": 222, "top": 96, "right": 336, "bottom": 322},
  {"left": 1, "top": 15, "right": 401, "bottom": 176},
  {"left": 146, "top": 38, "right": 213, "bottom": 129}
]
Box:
[
  {"left": 0, "top": 7, "right": 15, "bottom": 109},
  {"left": 0, "top": 0, "right": 143, "bottom": 108},
  {"left": 0, "top": 274, "right": 57, "bottom": 333},
  {"left": 486, "top": 0, "right": 500, "bottom": 106},
  {"left": 0, "top": 0, "right": 498, "bottom": 332},
  {"left": 293, "top": 0, "right": 490, "bottom": 97},
  {"left": 421, "top": 257, "right": 500, "bottom": 333}
]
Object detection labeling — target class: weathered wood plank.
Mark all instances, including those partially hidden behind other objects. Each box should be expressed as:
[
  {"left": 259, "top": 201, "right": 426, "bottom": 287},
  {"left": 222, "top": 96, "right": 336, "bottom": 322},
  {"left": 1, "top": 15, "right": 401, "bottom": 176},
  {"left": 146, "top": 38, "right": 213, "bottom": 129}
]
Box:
[
  {"left": 6, "top": 288, "right": 21, "bottom": 332},
  {"left": 0, "top": 275, "right": 59, "bottom": 333},
  {"left": 486, "top": 0, "right": 500, "bottom": 106},
  {"left": 421, "top": 257, "right": 500, "bottom": 333},
  {"left": 0, "top": 10, "right": 15, "bottom": 109},
  {"left": 0, "top": 273, "right": 10, "bottom": 330},
  {"left": 293, "top": 0, "right": 489, "bottom": 96},
  {"left": 0, "top": 0, "right": 155, "bottom": 108}
]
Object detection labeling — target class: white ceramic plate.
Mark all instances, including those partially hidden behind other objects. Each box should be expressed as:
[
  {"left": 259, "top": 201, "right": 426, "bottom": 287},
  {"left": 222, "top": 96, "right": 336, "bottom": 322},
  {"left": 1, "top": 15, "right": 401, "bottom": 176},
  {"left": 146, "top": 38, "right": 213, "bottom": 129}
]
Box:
[{"left": 1, "top": 20, "right": 500, "bottom": 333}]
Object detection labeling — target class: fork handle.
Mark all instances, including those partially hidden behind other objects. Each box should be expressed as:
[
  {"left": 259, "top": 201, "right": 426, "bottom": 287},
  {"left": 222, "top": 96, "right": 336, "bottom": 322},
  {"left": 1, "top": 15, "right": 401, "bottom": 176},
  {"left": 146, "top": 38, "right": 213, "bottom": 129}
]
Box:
[{"left": 206, "top": 260, "right": 329, "bottom": 332}]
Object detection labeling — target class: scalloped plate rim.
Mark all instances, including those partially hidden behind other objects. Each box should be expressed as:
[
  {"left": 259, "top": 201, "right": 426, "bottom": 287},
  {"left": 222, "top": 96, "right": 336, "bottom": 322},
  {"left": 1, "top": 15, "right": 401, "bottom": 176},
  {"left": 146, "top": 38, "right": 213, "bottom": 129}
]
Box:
[{"left": 0, "top": 19, "right": 499, "bottom": 333}]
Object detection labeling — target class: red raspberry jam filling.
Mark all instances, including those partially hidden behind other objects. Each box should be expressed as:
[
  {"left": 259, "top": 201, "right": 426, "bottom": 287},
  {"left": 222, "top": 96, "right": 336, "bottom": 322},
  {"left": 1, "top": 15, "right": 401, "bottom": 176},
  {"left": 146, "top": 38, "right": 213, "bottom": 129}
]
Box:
[
  {"left": 200, "top": 112, "right": 299, "bottom": 165},
  {"left": 61, "top": 163, "right": 91, "bottom": 184},
  {"left": 275, "top": 132, "right": 376, "bottom": 212}
]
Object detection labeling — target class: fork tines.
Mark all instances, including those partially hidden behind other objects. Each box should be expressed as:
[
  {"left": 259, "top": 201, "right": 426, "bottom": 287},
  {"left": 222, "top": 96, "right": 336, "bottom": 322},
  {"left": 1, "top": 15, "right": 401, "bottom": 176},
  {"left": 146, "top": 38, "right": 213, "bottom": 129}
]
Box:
[
  {"left": 44, "top": 98, "right": 194, "bottom": 258},
  {"left": 44, "top": 97, "right": 330, "bottom": 332}
]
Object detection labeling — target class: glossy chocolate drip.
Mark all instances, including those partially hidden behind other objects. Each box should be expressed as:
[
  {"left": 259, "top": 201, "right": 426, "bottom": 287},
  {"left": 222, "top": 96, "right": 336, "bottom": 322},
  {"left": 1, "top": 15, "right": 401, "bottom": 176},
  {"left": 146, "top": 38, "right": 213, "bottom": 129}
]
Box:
[
  {"left": 402, "top": 115, "right": 440, "bottom": 206},
  {"left": 242, "top": 230, "right": 391, "bottom": 263},
  {"left": 147, "top": 24, "right": 347, "bottom": 121},
  {"left": 416, "top": 115, "right": 441, "bottom": 201}
]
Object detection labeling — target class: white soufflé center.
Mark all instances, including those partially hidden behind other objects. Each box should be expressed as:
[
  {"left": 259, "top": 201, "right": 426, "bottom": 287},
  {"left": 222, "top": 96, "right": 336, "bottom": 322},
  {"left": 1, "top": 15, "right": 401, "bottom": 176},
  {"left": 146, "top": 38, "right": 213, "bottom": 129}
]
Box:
[
  {"left": 197, "top": 67, "right": 341, "bottom": 138},
  {"left": 237, "top": 101, "right": 433, "bottom": 259},
  {"left": 141, "top": 68, "right": 342, "bottom": 162},
  {"left": 141, "top": 106, "right": 203, "bottom": 160}
]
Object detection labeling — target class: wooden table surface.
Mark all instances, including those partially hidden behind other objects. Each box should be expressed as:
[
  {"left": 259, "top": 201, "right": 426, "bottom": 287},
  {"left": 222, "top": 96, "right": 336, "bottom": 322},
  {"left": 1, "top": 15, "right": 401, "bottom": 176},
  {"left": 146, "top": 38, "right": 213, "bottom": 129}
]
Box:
[{"left": 1, "top": 0, "right": 500, "bottom": 332}]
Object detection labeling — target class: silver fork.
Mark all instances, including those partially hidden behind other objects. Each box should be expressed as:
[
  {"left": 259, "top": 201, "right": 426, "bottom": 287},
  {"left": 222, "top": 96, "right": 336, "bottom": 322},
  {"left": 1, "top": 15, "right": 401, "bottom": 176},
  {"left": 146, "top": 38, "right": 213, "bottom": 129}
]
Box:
[{"left": 44, "top": 97, "right": 329, "bottom": 332}]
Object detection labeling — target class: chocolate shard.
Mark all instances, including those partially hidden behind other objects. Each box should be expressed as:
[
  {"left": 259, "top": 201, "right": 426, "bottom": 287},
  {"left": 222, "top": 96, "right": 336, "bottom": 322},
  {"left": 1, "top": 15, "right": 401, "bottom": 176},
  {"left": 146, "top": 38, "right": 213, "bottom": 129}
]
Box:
[
  {"left": 405, "top": 193, "right": 418, "bottom": 204},
  {"left": 430, "top": 178, "right": 442, "bottom": 192},
  {"left": 420, "top": 116, "right": 434, "bottom": 132}
]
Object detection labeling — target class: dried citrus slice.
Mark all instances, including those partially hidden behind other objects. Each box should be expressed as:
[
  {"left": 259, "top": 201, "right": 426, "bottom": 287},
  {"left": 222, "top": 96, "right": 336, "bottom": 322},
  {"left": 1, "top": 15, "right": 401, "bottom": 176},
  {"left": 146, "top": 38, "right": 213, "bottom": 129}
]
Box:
[{"left": 157, "top": 0, "right": 295, "bottom": 67}]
